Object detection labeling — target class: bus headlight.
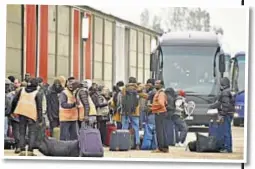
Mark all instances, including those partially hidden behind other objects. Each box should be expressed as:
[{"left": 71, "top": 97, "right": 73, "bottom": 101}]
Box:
[
  {"left": 235, "top": 105, "right": 241, "bottom": 110},
  {"left": 234, "top": 113, "right": 239, "bottom": 117}
]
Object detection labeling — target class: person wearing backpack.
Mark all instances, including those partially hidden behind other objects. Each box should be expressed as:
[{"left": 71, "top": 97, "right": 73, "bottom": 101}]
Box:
[
  {"left": 209, "top": 77, "right": 235, "bottom": 153},
  {"left": 111, "top": 81, "right": 125, "bottom": 129},
  {"left": 121, "top": 77, "right": 140, "bottom": 150},
  {"left": 150, "top": 80, "right": 169, "bottom": 153},
  {"left": 89, "top": 84, "right": 109, "bottom": 142},
  {"left": 166, "top": 89, "right": 188, "bottom": 147}
]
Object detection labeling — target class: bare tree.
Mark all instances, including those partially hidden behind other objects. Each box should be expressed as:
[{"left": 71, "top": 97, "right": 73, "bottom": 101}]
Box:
[
  {"left": 152, "top": 15, "right": 164, "bottom": 33},
  {"left": 213, "top": 26, "right": 224, "bottom": 35},
  {"left": 140, "top": 8, "right": 150, "bottom": 28},
  {"left": 185, "top": 8, "right": 211, "bottom": 31}
]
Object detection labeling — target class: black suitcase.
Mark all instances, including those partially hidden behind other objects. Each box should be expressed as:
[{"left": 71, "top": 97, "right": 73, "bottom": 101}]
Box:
[{"left": 109, "top": 130, "right": 130, "bottom": 151}]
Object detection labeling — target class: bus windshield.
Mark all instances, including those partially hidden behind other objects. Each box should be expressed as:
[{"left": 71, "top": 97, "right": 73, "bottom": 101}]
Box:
[
  {"left": 237, "top": 55, "right": 245, "bottom": 92},
  {"left": 161, "top": 46, "right": 218, "bottom": 95}
]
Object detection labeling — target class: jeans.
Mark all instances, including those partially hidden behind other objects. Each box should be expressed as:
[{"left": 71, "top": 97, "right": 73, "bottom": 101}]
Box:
[
  {"left": 155, "top": 112, "right": 168, "bottom": 150},
  {"left": 4, "top": 117, "right": 8, "bottom": 137},
  {"left": 139, "top": 111, "right": 146, "bottom": 127},
  {"left": 10, "top": 120, "right": 20, "bottom": 148},
  {"left": 171, "top": 115, "right": 188, "bottom": 144},
  {"left": 19, "top": 115, "right": 37, "bottom": 152},
  {"left": 60, "top": 121, "right": 78, "bottom": 141},
  {"left": 116, "top": 122, "right": 122, "bottom": 129},
  {"left": 122, "top": 115, "right": 140, "bottom": 145},
  {"left": 223, "top": 115, "right": 233, "bottom": 152}
]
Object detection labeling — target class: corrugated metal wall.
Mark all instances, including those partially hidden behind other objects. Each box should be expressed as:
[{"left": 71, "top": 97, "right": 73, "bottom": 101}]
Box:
[
  {"left": 114, "top": 22, "right": 126, "bottom": 84},
  {"left": 103, "top": 19, "right": 113, "bottom": 88},
  {"left": 6, "top": 5, "right": 157, "bottom": 86},
  {"left": 93, "top": 16, "right": 103, "bottom": 84},
  {"left": 6, "top": 5, "right": 22, "bottom": 80},
  {"left": 48, "top": 5, "right": 57, "bottom": 84}
]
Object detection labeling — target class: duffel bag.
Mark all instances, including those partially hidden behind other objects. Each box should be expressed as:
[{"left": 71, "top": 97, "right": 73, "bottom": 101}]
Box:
[{"left": 38, "top": 137, "right": 80, "bottom": 157}]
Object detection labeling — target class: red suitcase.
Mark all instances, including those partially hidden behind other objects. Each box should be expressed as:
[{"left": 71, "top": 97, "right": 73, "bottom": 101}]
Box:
[{"left": 105, "top": 123, "right": 117, "bottom": 146}]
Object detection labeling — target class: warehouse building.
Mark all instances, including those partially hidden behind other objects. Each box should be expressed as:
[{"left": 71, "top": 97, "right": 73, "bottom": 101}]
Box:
[{"left": 6, "top": 5, "right": 159, "bottom": 88}]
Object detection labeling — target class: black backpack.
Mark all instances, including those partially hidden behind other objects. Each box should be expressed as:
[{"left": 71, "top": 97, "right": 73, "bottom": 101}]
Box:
[
  {"left": 122, "top": 88, "right": 139, "bottom": 116},
  {"left": 165, "top": 93, "right": 176, "bottom": 118}
]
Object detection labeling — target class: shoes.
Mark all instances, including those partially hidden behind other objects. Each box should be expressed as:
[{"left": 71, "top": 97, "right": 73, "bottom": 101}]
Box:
[
  {"left": 178, "top": 143, "right": 186, "bottom": 147},
  {"left": 162, "top": 148, "right": 169, "bottom": 153},
  {"left": 175, "top": 142, "right": 186, "bottom": 147},
  {"left": 14, "top": 148, "right": 21, "bottom": 154},
  {"left": 136, "top": 145, "right": 140, "bottom": 150}
]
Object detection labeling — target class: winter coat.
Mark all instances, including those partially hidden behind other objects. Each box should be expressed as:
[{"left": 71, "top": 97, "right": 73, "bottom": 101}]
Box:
[
  {"left": 46, "top": 84, "right": 62, "bottom": 122},
  {"left": 76, "top": 87, "right": 90, "bottom": 117},
  {"left": 165, "top": 88, "right": 176, "bottom": 117},
  {"left": 209, "top": 77, "right": 235, "bottom": 115},
  {"left": 11, "top": 85, "right": 43, "bottom": 123},
  {"left": 121, "top": 83, "right": 140, "bottom": 117}
]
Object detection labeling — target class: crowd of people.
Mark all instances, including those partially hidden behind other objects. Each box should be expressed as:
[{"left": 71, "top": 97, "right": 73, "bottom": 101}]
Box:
[{"left": 4, "top": 73, "right": 233, "bottom": 156}]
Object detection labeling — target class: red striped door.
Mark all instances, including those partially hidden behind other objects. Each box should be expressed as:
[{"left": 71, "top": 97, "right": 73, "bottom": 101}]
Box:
[
  {"left": 73, "top": 9, "right": 80, "bottom": 80},
  {"left": 25, "top": 5, "right": 37, "bottom": 78},
  {"left": 39, "top": 5, "right": 48, "bottom": 83},
  {"left": 85, "top": 13, "right": 92, "bottom": 79}
]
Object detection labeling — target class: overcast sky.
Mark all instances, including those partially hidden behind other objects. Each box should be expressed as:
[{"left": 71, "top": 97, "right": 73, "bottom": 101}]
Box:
[{"left": 89, "top": 5, "right": 248, "bottom": 56}]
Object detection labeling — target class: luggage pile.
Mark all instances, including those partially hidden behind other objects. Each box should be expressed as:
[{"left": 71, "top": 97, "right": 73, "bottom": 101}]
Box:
[
  {"left": 187, "top": 120, "right": 224, "bottom": 153},
  {"left": 38, "top": 120, "right": 104, "bottom": 157}
]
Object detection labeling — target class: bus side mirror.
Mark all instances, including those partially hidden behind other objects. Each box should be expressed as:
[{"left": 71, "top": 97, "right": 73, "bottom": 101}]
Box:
[{"left": 219, "top": 54, "right": 226, "bottom": 73}]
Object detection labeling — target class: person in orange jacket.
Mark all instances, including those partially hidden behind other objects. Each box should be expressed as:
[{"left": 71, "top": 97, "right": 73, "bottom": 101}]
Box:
[
  {"left": 150, "top": 80, "right": 168, "bottom": 153},
  {"left": 59, "top": 77, "right": 79, "bottom": 141},
  {"left": 11, "top": 78, "right": 43, "bottom": 156}
]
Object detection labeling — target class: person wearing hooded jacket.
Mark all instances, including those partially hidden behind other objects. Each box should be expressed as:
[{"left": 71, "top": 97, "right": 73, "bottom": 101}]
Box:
[
  {"left": 209, "top": 77, "right": 235, "bottom": 153},
  {"left": 36, "top": 77, "right": 49, "bottom": 128},
  {"left": 121, "top": 77, "right": 141, "bottom": 150},
  {"left": 89, "top": 84, "right": 109, "bottom": 144},
  {"left": 165, "top": 88, "right": 188, "bottom": 147},
  {"left": 75, "top": 80, "right": 90, "bottom": 129},
  {"left": 46, "top": 77, "right": 64, "bottom": 136},
  {"left": 10, "top": 78, "right": 43, "bottom": 156}
]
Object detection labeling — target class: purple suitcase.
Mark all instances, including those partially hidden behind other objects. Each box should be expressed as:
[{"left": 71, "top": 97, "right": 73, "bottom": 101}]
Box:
[{"left": 78, "top": 122, "right": 104, "bottom": 157}]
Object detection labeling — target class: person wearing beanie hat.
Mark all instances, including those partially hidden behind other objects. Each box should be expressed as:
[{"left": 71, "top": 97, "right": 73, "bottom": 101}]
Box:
[
  {"left": 59, "top": 77, "right": 78, "bottom": 141},
  {"left": 10, "top": 77, "right": 43, "bottom": 156}
]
